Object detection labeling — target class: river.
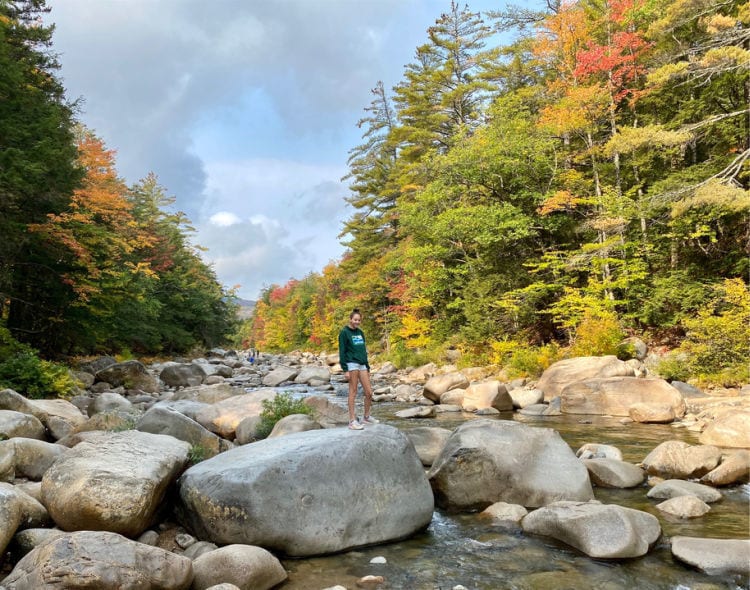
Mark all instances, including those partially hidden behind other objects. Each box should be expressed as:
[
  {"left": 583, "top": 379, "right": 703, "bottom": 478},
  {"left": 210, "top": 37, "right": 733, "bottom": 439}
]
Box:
[{"left": 275, "top": 386, "right": 749, "bottom": 590}]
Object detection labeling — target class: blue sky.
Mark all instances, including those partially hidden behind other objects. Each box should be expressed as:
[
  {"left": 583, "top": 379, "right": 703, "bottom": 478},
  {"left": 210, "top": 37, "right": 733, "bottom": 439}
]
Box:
[{"left": 44, "top": 0, "right": 511, "bottom": 300}]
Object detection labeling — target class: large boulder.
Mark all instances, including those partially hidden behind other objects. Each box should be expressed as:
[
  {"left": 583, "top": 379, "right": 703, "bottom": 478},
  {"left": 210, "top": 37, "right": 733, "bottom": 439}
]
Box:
[
  {"left": 427, "top": 420, "right": 594, "bottom": 511},
  {"left": 195, "top": 389, "right": 277, "bottom": 439},
  {"left": 403, "top": 427, "right": 452, "bottom": 466},
  {"left": 94, "top": 360, "right": 159, "bottom": 393},
  {"left": 136, "top": 406, "right": 232, "bottom": 458},
  {"left": 261, "top": 366, "right": 298, "bottom": 387},
  {"left": 0, "top": 389, "right": 46, "bottom": 420},
  {"left": 583, "top": 459, "right": 645, "bottom": 488},
  {"left": 0, "top": 484, "right": 49, "bottom": 557},
  {"left": 27, "top": 398, "right": 86, "bottom": 441},
  {"left": 191, "top": 545, "right": 287, "bottom": 590},
  {"left": 422, "top": 372, "right": 470, "bottom": 403},
  {"left": 461, "top": 381, "right": 513, "bottom": 412},
  {"left": 537, "top": 356, "right": 634, "bottom": 400},
  {"left": 41, "top": 431, "right": 190, "bottom": 537},
  {"left": 641, "top": 441, "right": 722, "bottom": 479},
  {"left": 179, "top": 425, "right": 433, "bottom": 557},
  {"left": 700, "top": 450, "right": 750, "bottom": 486},
  {"left": 0, "top": 530, "right": 193, "bottom": 589},
  {"left": 0, "top": 410, "right": 45, "bottom": 441},
  {"left": 302, "top": 395, "right": 349, "bottom": 428},
  {"left": 561, "top": 377, "right": 685, "bottom": 417},
  {"left": 172, "top": 383, "right": 238, "bottom": 404},
  {"left": 671, "top": 536, "right": 750, "bottom": 576},
  {"left": 0, "top": 438, "right": 67, "bottom": 481},
  {"left": 646, "top": 479, "right": 723, "bottom": 503},
  {"left": 699, "top": 410, "right": 750, "bottom": 448},
  {"left": 521, "top": 501, "right": 661, "bottom": 559},
  {"left": 294, "top": 366, "right": 331, "bottom": 385},
  {"left": 160, "top": 362, "right": 207, "bottom": 388}
]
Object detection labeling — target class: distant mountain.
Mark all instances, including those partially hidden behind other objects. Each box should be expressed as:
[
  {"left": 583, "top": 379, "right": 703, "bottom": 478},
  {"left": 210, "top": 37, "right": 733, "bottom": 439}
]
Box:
[{"left": 236, "top": 298, "right": 256, "bottom": 319}]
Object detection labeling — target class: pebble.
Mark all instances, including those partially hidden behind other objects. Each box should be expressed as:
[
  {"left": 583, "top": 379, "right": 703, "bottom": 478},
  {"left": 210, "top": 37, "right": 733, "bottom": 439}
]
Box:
[{"left": 369, "top": 556, "right": 387, "bottom": 564}]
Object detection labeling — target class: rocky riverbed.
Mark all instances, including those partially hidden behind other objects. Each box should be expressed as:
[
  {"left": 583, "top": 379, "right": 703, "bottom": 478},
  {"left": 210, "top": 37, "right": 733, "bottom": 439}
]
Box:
[{"left": 0, "top": 348, "right": 748, "bottom": 589}]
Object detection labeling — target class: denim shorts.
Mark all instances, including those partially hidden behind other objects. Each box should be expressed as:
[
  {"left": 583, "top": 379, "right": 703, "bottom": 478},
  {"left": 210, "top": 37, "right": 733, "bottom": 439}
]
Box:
[{"left": 346, "top": 362, "right": 368, "bottom": 371}]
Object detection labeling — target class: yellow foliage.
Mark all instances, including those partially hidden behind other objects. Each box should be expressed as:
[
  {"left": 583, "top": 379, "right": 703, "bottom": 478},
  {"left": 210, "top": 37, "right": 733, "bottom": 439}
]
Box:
[
  {"left": 488, "top": 339, "right": 519, "bottom": 365},
  {"left": 398, "top": 312, "right": 432, "bottom": 350},
  {"left": 671, "top": 181, "right": 750, "bottom": 218},
  {"left": 699, "top": 47, "right": 750, "bottom": 69},
  {"left": 569, "top": 309, "right": 625, "bottom": 357},
  {"left": 739, "top": 3, "right": 750, "bottom": 25},
  {"left": 603, "top": 125, "right": 692, "bottom": 156},
  {"left": 538, "top": 190, "right": 592, "bottom": 215},
  {"left": 700, "top": 14, "right": 737, "bottom": 34},
  {"left": 538, "top": 85, "right": 609, "bottom": 135},
  {"left": 646, "top": 62, "right": 690, "bottom": 86}
]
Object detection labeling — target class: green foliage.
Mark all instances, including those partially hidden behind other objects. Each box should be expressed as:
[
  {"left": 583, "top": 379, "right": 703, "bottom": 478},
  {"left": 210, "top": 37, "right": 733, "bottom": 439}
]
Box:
[
  {"left": 674, "top": 279, "right": 750, "bottom": 385},
  {"left": 256, "top": 392, "right": 313, "bottom": 439},
  {"left": 188, "top": 444, "right": 209, "bottom": 465},
  {"left": 0, "top": 325, "right": 77, "bottom": 399},
  {"left": 569, "top": 310, "right": 626, "bottom": 358},
  {"left": 507, "top": 342, "right": 562, "bottom": 379}
]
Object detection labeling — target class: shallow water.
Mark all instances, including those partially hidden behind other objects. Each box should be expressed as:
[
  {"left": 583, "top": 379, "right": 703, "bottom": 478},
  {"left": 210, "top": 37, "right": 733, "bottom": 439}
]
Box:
[{"left": 277, "top": 388, "right": 750, "bottom": 590}]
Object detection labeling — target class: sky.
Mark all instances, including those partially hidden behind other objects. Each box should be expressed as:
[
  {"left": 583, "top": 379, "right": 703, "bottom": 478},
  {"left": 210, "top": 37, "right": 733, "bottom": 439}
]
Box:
[{"left": 43, "top": 0, "right": 507, "bottom": 300}]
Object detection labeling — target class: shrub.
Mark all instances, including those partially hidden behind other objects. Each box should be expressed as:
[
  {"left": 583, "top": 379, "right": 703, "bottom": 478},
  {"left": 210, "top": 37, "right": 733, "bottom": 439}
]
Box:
[
  {"left": 676, "top": 279, "right": 750, "bottom": 385},
  {"left": 0, "top": 350, "right": 78, "bottom": 399},
  {"left": 507, "top": 342, "right": 562, "bottom": 379},
  {"left": 256, "top": 392, "right": 313, "bottom": 439},
  {"left": 569, "top": 310, "right": 625, "bottom": 357}
]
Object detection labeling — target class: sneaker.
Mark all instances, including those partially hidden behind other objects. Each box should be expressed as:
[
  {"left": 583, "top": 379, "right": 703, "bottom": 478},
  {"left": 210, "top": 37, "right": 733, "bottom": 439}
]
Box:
[
  {"left": 349, "top": 419, "right": 364, "bottom": 430},
  {"left": 362, "top": 415, "right": 379, "bottom": 425}
]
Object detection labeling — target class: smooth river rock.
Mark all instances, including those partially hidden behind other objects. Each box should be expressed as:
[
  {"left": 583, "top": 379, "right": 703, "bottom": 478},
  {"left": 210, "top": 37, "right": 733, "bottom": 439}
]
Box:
[
  {"left": 671, "top": 536, "right": 750, "bottom": 577},
  {"left": 178, "top": 424, "right": 433, "bottom": 556},
  {"left": 522, "top": 501, "right": 661, "bottom": 559},
  {"left": 561, "top": 377, "right": 685, "bottom": 417},
  {"left": 428, "top": 419, "right": 594, "bottom": 511},
  {"left": 41, "top": 430, "right": 190, "bottom": 537},
  {"left": 0, "top": 530, "right": 193, "bottom": 590},
  {"left": 641, "top": 440, "right": 722, "bottom": 479},
  {"left": 537, "top": 356, "right": 634, "bottom": 400}
]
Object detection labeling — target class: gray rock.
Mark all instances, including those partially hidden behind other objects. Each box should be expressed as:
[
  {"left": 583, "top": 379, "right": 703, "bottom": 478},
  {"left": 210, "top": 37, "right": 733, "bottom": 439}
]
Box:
[
  {"left": 11, "top": 528, "right": 66, "bottom": 557},
  {"left": 0, "top": 410, "right": 45, "bottom": 441},
  {"left": 671, "top": 536, "right": 750, "bottom": 576},
  {"left": 42, "top": 431, "right": 190, "bottom": 537},
  {"left": 428, "top": 419, "right": 593, "bottom": 511},
  {"left": 78, "top": 356, "right": 117, "bottom": 375},
  {"left": 294, "top": 366, "right": 331, "bottom": 385},
  {"left": 94, "top": 360, "right": 160, "bottom": 393},
  {"left": 403, "top": 427, "right": 452, "bottom": 466},
  {"left": 439, "top": 389, "right": 465, "bottom": 406},
  {"left": 395, "top": 406, "right": 436, "bottom": 419},
  {"left": 479, "top": 501, "right": 528, "bottom": 523},
  {"left": 701, "top": 450, "right": 750, "bottom": 486},
  {"left": 576, "top": 443, "right": 623, "bottom": 461},
  {"left": 670, "top": 381, "right": 705, "bottom": 398},
  {"left": 647, "top": 479, "right": 723, "bottom": 503},
  {"left": 0, "top": 389, "right": 46, "bottom": 420},
  {"left": 28, "top": 398, "right": 86, "bottom": 441},
  {"left": 267, "top": 414, "right": 321, "bottom": 438},
  {"left": 462, "top": 381, "right": 512, "bottom": 412},
  {"left": 261, "top": 366, "right": 298, "bottom": 387},
  {"left": 179, "top": 425, "right": 433, "bottom": 556},
  {"left": 88, "top": 391, "right": 133, "bottom": 416},
  {"left": 656, "top": 495, "right": 711, "bottom": 518},
  {"left": 0, "top": 530, "right": 193, "bottom": 589},
  {"left": 423, "top": 372, "right": 470, "bottom": 403},
  {"left": 0, "top": 438, "right": 67, "bottom": 481},
  {"left": 182, "top": 540, "right": 218, "bottom": 559},
  {"left": 537, "top": 356, "right": 634, "bottom": 400},
  {"left": 641, "top": 440, "right": 722, "bottom": 478},
  {"left": 191, "top": 545, "right": 287, "bottom": 590},
  {"left": 195, "top": 389, "right": 277, "bottom": 439},
  {"left": 172, "top": 383, "right": 238, "bottom": 404},
  {"left": 628, "top": 402, "right": 676, "bottom": 423},
  {"left": 561, "top": 377, "right": 685, "bottom": 417},
  {"left": 509, "top": 388, "right": 544, "bottom": 409},
  {"left": 583, "top": 458, "right": 645, "bottom": 488},
  {"left": 699, "top": 410, "right": 750, "bottom": 449},
  {"left": 0, "top": 484, "right": 49, "bottom": 557},
  {"left": 522, "top": 501, "right": 661, "bottom": 558},
  {"left": 302, "top": 395, "right": 350, "bottom": 428},
  {"left": 160, "top": 362, "right": 207, "bottom": 387},
  {"left": 136, "top": 406, "right": 231, "bottom": 458}
]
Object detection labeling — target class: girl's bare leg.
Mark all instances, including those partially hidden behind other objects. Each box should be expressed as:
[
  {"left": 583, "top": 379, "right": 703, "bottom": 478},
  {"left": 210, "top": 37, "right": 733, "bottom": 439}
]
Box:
[
  {"left": 360, "top": 370, "right": 373, "bottom": 418},
  {"left": 347, "top": 370, "right": 359, "bottom": 421}
]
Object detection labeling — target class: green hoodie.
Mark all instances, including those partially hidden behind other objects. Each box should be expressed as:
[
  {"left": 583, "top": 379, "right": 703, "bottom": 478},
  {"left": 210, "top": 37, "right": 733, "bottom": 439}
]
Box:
[{"left": 338, "top": 325, "right": 369, "bottom": 370}]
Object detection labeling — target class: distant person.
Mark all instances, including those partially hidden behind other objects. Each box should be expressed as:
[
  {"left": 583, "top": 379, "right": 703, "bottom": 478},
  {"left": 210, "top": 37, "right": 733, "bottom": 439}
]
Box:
[
  {"left": 338, "top": 308, "right": 378, "bottom": 430},
  {"left": 249, "top": 349, "right": 255, "bottom": 364}
]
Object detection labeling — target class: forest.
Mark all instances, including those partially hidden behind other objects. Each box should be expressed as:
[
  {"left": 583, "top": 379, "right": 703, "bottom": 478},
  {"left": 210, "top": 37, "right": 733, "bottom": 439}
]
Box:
[
  {"left": 244, "top": 0, "right": 750, "bottom": 385},
  {"left": 0, "top": 0, "right": 238, "bottom": 393}
]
